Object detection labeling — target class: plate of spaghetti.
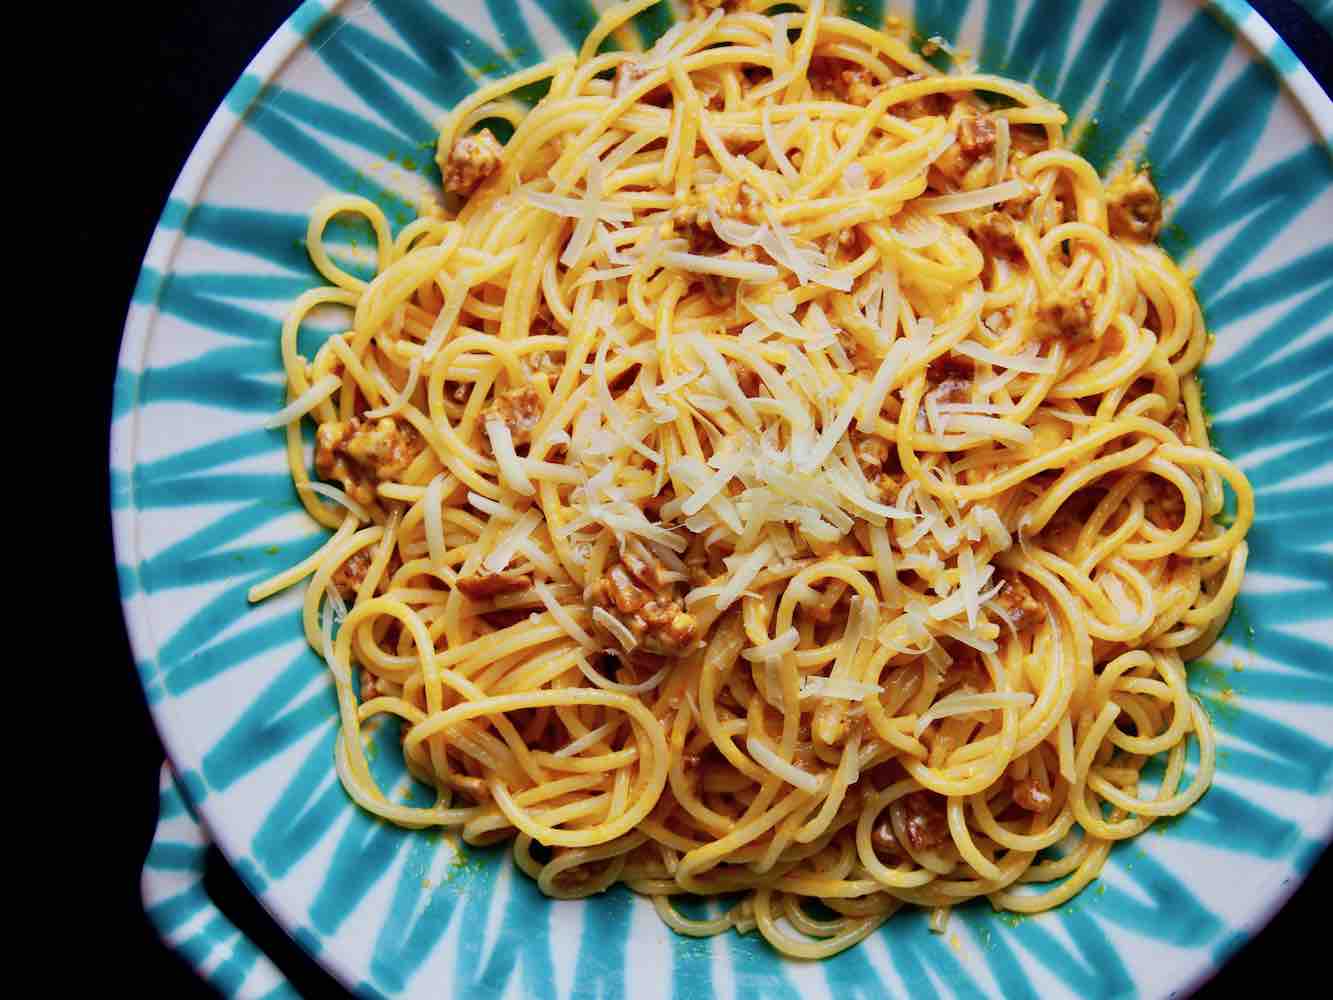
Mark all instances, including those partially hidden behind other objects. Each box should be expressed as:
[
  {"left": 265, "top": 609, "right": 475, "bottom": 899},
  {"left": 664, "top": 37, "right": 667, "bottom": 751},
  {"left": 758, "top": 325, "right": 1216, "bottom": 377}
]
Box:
[{"left": 116, "top": 1, "right": 1333, "bottom": 997}]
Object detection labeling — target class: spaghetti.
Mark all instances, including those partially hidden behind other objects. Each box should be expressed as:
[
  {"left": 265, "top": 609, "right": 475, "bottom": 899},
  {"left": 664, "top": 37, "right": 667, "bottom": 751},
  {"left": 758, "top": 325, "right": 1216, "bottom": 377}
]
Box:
[{"left": 251, "top": 0, "right": 1253, "bottom": 958}]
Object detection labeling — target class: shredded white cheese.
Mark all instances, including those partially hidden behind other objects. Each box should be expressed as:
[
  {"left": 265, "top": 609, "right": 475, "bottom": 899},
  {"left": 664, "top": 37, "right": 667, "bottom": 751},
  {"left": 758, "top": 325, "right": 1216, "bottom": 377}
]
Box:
[
  {"left": 423, "top": 474, "right": 448, "bottom": 572},
  {"left": 467, "top": 491, "right": 520, "bottom": 522},
  {"left": 486, "top": 418, "right": 536, "bottom": 496},
  {"left": 592, "top": 606, "right": 638, "bottom": 651},
  {"left": 552, "top": 720, "right": 620, "bottom": 758},
  {"left": 953, "top": 339, "right": 1058, "bottom": 373},
  {"left": 574, "top": 651, "right": 670, "bottom": 694},
  {"left": 263, "top": 374, "right": 342, "bottom": 429},
  {"left": 298, "top": 481, "right": 370, "bottom": 522},
  {"left": 913, "top": 690, "right": 1035, "bottom": 737},
  {"left": 742, "top": 627, "right": 801, "bottom": 662},
  {"left": 800, "top": 676, "right": 883, "bottom": 701},
  {"left": 483, "top": 508, "right": 543, "bottom": 572},
  {"left": 917, "top": 179, "right": 1029, "bottom": 215},
  {"left": 746, "top": 737, "right": 821, "bottom": 792},
  {"left": 532, "top": 580, "right": 598, "bottom": 648}
]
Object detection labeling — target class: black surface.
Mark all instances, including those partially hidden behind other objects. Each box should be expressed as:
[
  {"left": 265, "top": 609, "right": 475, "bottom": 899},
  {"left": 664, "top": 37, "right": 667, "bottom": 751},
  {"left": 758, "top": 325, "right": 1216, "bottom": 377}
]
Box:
[{"left": 86, "top": 2, "right": 1332, "bottom": 997}]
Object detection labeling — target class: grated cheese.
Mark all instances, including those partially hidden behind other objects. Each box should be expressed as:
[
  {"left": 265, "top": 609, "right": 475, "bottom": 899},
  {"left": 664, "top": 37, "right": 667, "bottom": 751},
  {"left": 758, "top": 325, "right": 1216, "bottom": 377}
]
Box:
[
  {"left": 532, "top": 581, "right": 596, "bottom": 651},
  {"left": 953, "top": 338, "right": 1058, "bottom": 373},
  {"left": 486, "top": 418, "right": 536, "bottom": 496},
  {"left": 746, "top": 737, "right": 821, "bottom": 792},
  {"left": 575, "top": 652, "right": 671, "bottom": 694},
  {"left": 263, "top": 374, "right": 342, "bottom": 428},
  {"left": 763, "top": 105, "right": 800, "bottom": 180},
  {"left": 913, "top": 690, "right": 1035, "bottom": 737},
  {"left": 799, "top": 384, "right": 867, "bottom": 472},
  {"left": 705, "top": 200, "right": 769, "bottom": 248},
  {"left": 325, "top": 582, "right": 349, "bottom": 623},
  {"left": 713, "top": 541, "right": 775, "bottom": 611},
  {"left": 689, "top": 336, "right": 760, "bottom": 429},
  {"left": 759, "top": 205, "right": 853, "bottom": 291},
  {"left": 800, "top": 676, "right": 883, "bottom": 701},
  {"left": 917, "top": 179, "right": 1029, "bottom": 215},
  {"left": 298, "top": 481, "right": 370, "bottom": 522},
  {"left": 467, "top": 491, "right": 520, "bottom": 522},
  {"left": 660, "top": 250, "right": 780, "bottom": 282},
  {"left": 483, "top": 508, "right": 543, "bottom": 572},
  {"left": 552, "top": 720, "right": 620, "bottom": 758},
  {"left": 592, "top": 606, "right": 638, "bottom": 651},
  {"left": 423, "top": 473, "right": 448, "bottom": 572},
  {"left": 942, "top": 414, "right": 1035, "bottom": 445},
  {"left": 742, "top": 627, "right": 801, "bottom": 662},
  {"left": 320, "top": 597, "right": 351, "bottom": 687},
  {"left": 364, "top": 358, "right": 422, "bottom": 420},
  {"left": 679, "top": 450, "right": 747, "bottom": 517},
  {"left": 891, "top": 211, "right": 942, "bottom": 249}
]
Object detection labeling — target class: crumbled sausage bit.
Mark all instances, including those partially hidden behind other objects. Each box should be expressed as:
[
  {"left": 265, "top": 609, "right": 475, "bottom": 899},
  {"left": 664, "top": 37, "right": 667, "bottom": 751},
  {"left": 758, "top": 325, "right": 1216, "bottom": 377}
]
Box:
[
  {"left": 974, "top": 211, "right": 1023, "bottom": 260},
  {"left": 1107, "top": 169, "right": 1163, "bottom": 242},
  {"left": 332, "top": 548, "right": 375, "bottom": 601},
  {"left": 996, "top": 573, "right": 1046, "bottom": 630},
  {"left": 719, "top": 182, "right": 762, "bottom": 223},
  {"left": 728, "top": 360, "right": 762, "bottom": 397},
  {"left": 482, "top": 385, "right": 543, "bottom": 447},
  {"left": 891, "top": 73, "right": 952, "bottom": 118},
  {"left": 359, "top": 667, "right": 381, "bottom": 701},
  {"left": 851, "top": 429, "right": 891, "bottom": 479},
  {"left": 1168, "top": 408, "right": 1191, "bottom": 444},
  {"left": 457, "top": 568, "right": 531, "bottom": 599},
  {"left": 841, "top": 68, "right": 882, "bottom": 106},
  {"left": 806, "top": 58, "right": 839, "bottom": 97},
  {"left": 836, "top": 329, "right": 877, "bottom": 372},
  {"left": 958, "top": 114, "right": 997, "bottom": 160},
  {"left": 316, "top": 416, "right": 423, "bottom": 506},
  {"left": 693, "top": 82, "right": 725, "bottom": 111},
  {"left": 613, "top": 59, "right": 651, "bottom": 99},
  {"left": 605, "top": 565, "right": 647, "bottom": 614},
  {"left": 871, "top": 817, "right": 902, "bottom": 857},
  {"left": 1146, "top": 484, "right": 1185, "bottom": 530},
  {"left": 701, "top": 272, "right": 739, "bottom": 305},
  {"left": 591, "top": 566, "right": 698, "bottom": 655},
  {"left": 642, "top": 487, "right": 674, "bottom": 521},
  {"left": 1013, "top": 776, "right": 1054, "bottom": 812},
  {"left": 927, "top": 377, "right": 971, "bottom": 408},
  {"left": 638, "top": 598, "right": 698, "bottom": 653},
  {"left": 442, "top": 128, "right": 503, "bottom": 196},
  {"left": 927, "top": 352, "right": 976, "bottom": 384},
  {"left": 524, "top": 351, "right": 562, "bottom": 378},
  {"left": 901, "top": 791, "right": 951, "bottom": 852},
  {"left": 808, "top": 59, "right": 882, "bottom": 106},
  {"left": 875, "top": 470, "right": 908, "bottom": 505},
  {"left": 672, "top": 202, "right": 726, "bottom": 254},
  {"left": 674, "top": 182, "right": 761, "bottom": 245},
  {"left": 623, "top": 549, "right": 669, "bottom": 591},
  {"left": 1036, "top": 290, "right": 1096, "bottom": 340},
  {"left": 1003, "top": 183, "right": 1038, "bottom": 221},
  {"left": 442, "top": 769, "right": 491, "bottom": 802}
]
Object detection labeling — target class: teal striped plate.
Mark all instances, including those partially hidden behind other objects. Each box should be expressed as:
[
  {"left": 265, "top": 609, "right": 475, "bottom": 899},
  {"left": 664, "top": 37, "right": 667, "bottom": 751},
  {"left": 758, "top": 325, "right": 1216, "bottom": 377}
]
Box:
[{"left": 116, "top": 1, "right": 1333, "bottom": 997}]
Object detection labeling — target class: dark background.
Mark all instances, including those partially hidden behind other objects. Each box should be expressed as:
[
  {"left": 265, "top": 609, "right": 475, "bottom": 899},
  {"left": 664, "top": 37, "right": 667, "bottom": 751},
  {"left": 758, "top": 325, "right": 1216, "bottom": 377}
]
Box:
[{"left": 83, "top": 2, "right": 1332, "bottom": 996}]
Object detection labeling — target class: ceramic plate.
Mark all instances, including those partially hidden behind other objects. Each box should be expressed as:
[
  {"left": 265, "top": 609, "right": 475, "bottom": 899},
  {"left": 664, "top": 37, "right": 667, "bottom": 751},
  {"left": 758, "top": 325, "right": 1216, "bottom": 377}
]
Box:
[{"left": 116, "top": 1, "right": 1333, "bottom": 997}]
